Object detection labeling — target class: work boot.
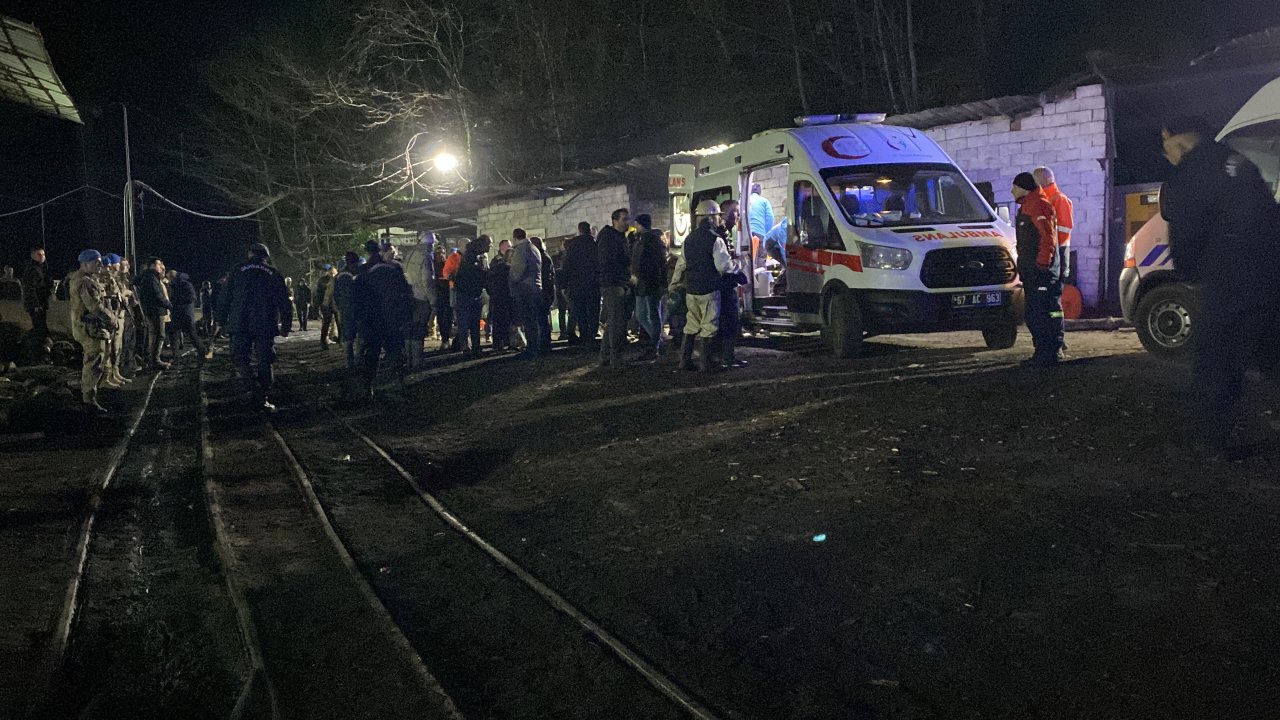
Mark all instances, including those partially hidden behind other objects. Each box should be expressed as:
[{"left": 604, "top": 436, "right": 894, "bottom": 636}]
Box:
[
  {"left": 722, "top": 339, "right": 747, "bottom": 369},
  {"left": 111, "top": 369, "right": 132, "bottom": 384},
  {"left": 101, "top": 375, "right": 123, "bottom": 389},
  {"left": 676, "top": 335, "right": 694, "bottom": 372},
  {"left": 695, "top": 337, "right": 715, "bottom": 372}
]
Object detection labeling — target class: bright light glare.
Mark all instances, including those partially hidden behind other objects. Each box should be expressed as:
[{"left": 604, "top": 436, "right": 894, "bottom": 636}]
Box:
[{"left": 433, "top": 152, "right": 460, "bottom": 172}]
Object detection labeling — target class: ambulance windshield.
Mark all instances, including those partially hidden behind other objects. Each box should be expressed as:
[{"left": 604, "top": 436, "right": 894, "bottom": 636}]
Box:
[{"left": 820, "top": 163, "right": 993, "bottom": 227}]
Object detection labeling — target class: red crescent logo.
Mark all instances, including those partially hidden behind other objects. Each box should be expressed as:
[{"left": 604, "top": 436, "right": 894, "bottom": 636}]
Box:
[{"left": 822, "top": 136, "right": 870, "bottom": 160}]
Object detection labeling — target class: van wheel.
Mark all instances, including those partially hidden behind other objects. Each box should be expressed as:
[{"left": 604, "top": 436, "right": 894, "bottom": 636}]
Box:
[
  {"left": 826, "top": 292, "right": 864, "bottom": 358},
  {"left": 982, "top": 318, "right": 1018, "bottom": 350},
  {"left": 1134, "top": 283, "right": 1198, "bottom": 358}
]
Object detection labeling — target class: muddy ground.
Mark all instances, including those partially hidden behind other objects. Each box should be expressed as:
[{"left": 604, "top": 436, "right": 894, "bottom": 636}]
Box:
[
  {"left": 279, "top": 327, "right": 1280, "bottom": 719},
  {"left": 4, "top": 325, "right": 1279, "bottom": 719}
]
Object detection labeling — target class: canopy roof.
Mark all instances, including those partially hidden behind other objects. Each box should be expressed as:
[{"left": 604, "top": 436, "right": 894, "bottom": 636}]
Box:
[
  {"left": 0, "top": 15, "right": 81, "bottom": 123},
  {"left": 1220, "top": 76, "right": 1280, "bottom": 139}
]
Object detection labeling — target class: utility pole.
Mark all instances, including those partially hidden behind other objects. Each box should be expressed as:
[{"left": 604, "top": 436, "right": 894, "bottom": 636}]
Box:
[{"left": 122, "top": 103, "right": 136, "bottom": 267}]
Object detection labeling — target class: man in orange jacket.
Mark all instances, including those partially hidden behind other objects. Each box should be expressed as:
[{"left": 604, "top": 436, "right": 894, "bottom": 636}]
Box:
[
  {"left": 1012, "top": 172, "right": 1062, "bottom": 367},
  {"left": 1035, "top": 166, "right": 1073, "bottom": 357}
]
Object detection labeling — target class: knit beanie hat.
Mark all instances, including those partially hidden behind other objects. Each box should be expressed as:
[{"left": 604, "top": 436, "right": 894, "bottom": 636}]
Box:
[{"left": 1012, "top": 172, "right": 1038, "bottom": 192}]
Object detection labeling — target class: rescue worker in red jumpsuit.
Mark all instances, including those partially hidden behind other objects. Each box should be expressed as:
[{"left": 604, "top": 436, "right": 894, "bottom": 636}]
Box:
[
  {"left": 1034, "top": 166, "right": 1074, "bottom": 357},
  {"left": 1011, "top": 172, "right": 1062, "bottom": 368}
]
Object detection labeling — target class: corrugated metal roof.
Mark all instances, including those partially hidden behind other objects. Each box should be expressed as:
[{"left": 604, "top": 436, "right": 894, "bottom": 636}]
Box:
[
  {"left": 885, "top": 95, "right": 1044, "bottom": 130},
  {"left": 0, "top": 15, "right": 81, "bottom": 123}
]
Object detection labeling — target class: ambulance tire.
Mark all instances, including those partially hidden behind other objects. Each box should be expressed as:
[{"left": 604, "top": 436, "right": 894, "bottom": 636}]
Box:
[
  {"left": 981, "top": 320, "right": 1019, "bottom": 350},
  {"left": 826, "top": 292, "right": 864, "bottom": 358},
  {"left": 1134, "top": 283, "right": 1198, "bottom": 359}
]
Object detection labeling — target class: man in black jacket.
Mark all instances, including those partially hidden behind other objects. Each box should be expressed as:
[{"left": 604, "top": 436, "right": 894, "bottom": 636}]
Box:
[
  {"left": 136, "top": 257, "right": 173, "bottom": 370},
  {"left": 353, "top": 242, "right": 414, "bottom": 397},
  {"left": 216, "top": 243, "right": 292, "bottom": 410},
  {"left": 597, "top": 209, "right": 632, "bottom": 366},
  {"left": 294, "top": 279, "right": 312, "bottom": 331},
  {"left": 629, "top": 214, "right": 667, "bottom": 360},
  {"left": 487, "top": 241, "right": 513, "bottom": 351},
  {"left": 561, "top": 222, "right": 599, "bottom": 344},
  {"left": 1161, "top": 119, "right": 1280, "bottom": 452},
  {"left": 21, "top": 246, "right": 52, "bottom": 343},
  {"left": 170, "top": 271, "right": 211, "bottom": 360}
]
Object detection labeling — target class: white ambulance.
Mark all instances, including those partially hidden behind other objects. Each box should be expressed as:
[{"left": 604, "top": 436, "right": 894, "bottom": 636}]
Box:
[
  {"left": 668, "top": 114, "right": 1020, "bottom": 357},
  {"left": 1120, "top": 76, "right": 1280, "bottom": 356}
]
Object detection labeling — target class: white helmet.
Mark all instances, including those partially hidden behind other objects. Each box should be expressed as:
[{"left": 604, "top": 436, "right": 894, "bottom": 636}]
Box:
[{"left": 694, "top": 199, "right": 722, "bottom": 216}]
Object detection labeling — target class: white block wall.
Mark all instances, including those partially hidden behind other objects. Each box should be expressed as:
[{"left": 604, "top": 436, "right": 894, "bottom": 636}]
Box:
[
  {"left": 477, "top": 184, "right": 637, "bottom": 243},
  {"left": 923, "top": 84, "right": 1109, "bottom": 306}
]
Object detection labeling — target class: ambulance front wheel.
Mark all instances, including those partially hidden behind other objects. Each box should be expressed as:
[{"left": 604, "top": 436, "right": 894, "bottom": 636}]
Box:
[
  {"left": 982, "top": 313, "right": 1019, "bottom": 350},
  {"left": 825, "top": 292, "right": 864, "bottom": 358}
]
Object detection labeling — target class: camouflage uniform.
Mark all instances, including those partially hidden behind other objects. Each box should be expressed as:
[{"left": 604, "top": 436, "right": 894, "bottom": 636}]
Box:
[{"left": 68, "top": 268, "right": 110, "bottom": 407}]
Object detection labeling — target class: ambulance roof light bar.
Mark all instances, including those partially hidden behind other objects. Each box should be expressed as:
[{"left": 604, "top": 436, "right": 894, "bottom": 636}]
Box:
[{"left": 794, "top": 113, "right": 887, "bottom": 127}]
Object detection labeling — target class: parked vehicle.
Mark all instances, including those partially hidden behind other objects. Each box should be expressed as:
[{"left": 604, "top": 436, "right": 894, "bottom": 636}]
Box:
[
  {"left": 669, "top": 113, "right": 1020, "bottom": 357},
  {"left": 1121, "top": 76, "right": 1280, "bottom": 357}
]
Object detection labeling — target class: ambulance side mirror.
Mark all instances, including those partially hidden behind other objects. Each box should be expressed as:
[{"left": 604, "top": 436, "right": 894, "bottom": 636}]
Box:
[
  {"left": 997, "top": 206, "right": 1011, "bottom": 224},
  {"left": 1158, "top": 183, "right": 1168, "bottom": 220}
]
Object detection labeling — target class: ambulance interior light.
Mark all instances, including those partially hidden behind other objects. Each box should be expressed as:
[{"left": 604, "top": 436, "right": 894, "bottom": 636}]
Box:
[{"left": 794, "top": 113, "right": 887, "bottom": 127}]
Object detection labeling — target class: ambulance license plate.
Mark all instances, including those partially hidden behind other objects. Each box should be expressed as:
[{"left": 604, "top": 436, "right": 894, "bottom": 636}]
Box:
[{"left": 951, "top": 292, "right": 1003, "bottom": 308}]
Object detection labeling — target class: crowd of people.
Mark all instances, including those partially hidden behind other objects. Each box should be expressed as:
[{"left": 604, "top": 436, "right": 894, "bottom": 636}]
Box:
[
  {"left": 18, "top": 247, "right": 214, "bottom": 413},
  {"left": 283, "top": 205, "right": 755, "bottom": 406}
]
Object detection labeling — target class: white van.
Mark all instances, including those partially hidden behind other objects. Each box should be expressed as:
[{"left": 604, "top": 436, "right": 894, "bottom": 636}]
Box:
[
  {"left": 1120, "top": 76, "right": 1280, "bottom": 356},
  {"left": 668, "top": 114, "right": 1020, "bottom": 357}
]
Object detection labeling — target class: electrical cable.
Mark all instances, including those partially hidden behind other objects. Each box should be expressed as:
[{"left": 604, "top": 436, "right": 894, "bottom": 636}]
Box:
[
  {"left": 0, "top": 185, "right": 93, "bottom": 219},
  {"left": 135, "top": 181, "right": 287, "bottom": 220}
]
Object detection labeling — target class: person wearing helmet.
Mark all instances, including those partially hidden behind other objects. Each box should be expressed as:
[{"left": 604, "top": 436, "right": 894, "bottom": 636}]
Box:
[
  {"left": 672, "top": 199, "right": 732, "bottom": 371},
  {"left": 69, "top": 249, "right": 113, "bottom": 412},
  {"left": 217, "top": 243, "right": 292, "bottom": 411},
  {"left": 96, "top": 254, "right": 131, "bottom": 387},
  {"left": 597, "top": 208, "right": 633, "bottom": 367}
]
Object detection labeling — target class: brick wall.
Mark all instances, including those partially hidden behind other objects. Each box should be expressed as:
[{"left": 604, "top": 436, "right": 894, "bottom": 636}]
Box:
[{"left": 923, "top": 84, "right": 1109, "bottom": 306}]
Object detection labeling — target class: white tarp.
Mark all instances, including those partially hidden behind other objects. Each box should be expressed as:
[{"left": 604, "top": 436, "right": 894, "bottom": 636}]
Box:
[{"left": 0, "top": 15, "right": 81, "bottom": 123}]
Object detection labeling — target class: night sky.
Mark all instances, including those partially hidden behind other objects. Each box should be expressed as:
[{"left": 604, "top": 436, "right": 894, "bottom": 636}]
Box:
[{"left": 2, "top": 0, "right": 1276, "bottom": 281}]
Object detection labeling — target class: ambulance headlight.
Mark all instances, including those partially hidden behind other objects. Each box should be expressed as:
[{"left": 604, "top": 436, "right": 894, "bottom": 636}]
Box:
[{"left": 857, "top": 241, "right": 913, "bottom": 270}]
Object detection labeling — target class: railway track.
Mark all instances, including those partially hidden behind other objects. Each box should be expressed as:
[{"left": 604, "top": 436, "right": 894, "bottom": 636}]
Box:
[
  {"left": 20, "top": 362, "right": 250, "bottom": 720},
  {"left": 197, "top": 361, "right": 462, "bottom": 720},
  {"left": 22, "top": 370, "right": 164, "bottom": 715}
]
